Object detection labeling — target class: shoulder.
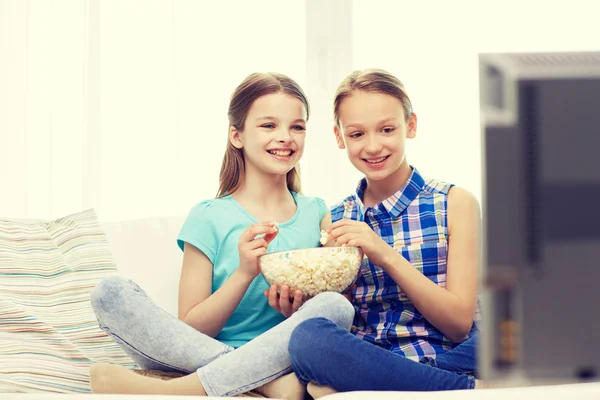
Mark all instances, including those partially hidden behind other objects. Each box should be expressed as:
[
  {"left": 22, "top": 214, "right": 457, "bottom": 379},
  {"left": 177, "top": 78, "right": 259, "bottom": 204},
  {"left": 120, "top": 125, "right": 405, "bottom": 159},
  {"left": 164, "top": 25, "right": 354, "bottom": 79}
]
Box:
[
  {"left": 186, "top": 197, "right": 234, "bottom": 223},
  {"left": 422, "top": 177, "right": 454, "bottom": 196},
  {"left": 178, "top": 198, "right": 235, "bottom": 257},
  {"left": 447, "top": 186, "right": 481, "bottom": 230},
  {"left": 330, "top": 193, "right": 356, "bottom": 222},
  {"left": 294, "top": 193, "right": 329, "bottom": 220},
  {"left": 447, "top": 186, "right": 480, "bottom": 213}
]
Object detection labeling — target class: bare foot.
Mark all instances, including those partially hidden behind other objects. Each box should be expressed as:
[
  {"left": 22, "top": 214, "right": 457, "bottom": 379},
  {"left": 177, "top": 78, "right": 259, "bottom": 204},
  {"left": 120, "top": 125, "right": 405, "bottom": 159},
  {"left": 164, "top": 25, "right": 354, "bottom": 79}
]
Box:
[
  {"left": 307, "top": 382, "right": 337, "bottom": 399},
  {"left": 475, "top": 379, "right": 487, "bottom": 389},
  {"left": 256, "top": 372, "right": 305, "bottom": 400},
  {"left": 90, "top": 363, "right": 206, "bottom": 395}
]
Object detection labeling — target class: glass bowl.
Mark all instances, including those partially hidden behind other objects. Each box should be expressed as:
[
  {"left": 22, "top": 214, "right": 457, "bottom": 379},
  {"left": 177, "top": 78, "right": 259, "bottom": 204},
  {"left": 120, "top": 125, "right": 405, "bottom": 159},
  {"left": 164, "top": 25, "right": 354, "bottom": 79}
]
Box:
[{"left": 258, "top": 246, "right": 363, "bottom": 299}]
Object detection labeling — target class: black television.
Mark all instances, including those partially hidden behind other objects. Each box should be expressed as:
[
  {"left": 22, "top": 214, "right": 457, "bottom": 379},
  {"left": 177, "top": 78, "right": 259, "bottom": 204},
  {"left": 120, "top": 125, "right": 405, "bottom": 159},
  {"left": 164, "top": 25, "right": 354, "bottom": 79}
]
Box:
[{"left": 479, "top": 51, "right": 600, "bottom": 384}]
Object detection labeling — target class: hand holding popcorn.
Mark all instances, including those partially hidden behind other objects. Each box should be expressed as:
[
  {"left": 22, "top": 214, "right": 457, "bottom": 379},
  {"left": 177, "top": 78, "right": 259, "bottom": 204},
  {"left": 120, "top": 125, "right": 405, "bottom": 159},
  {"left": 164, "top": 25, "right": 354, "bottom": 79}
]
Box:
[
  {"left": 328, "top": 219, "right": 394, "bottom": 268},
  {"left": 238, "top": 221, "right": 279, "bottom": 279}
]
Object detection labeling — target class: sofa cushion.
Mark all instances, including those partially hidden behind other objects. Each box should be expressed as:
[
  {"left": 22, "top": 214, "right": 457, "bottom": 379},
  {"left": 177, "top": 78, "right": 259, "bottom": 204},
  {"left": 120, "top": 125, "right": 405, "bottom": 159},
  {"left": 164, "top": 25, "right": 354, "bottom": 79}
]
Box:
[
  {"left": 0, "top": 209, "right": 134, "bottom": 393},
  {"left": 101, "top": 215, "right": 186, "bottom": 317}
]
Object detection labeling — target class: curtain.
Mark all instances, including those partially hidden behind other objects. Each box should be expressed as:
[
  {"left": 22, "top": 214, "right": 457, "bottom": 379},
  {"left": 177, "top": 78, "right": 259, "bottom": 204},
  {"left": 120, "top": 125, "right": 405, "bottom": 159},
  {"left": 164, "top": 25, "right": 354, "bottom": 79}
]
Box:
[{"left": 1, "top": 0, "right": 309, "bottom": 221}]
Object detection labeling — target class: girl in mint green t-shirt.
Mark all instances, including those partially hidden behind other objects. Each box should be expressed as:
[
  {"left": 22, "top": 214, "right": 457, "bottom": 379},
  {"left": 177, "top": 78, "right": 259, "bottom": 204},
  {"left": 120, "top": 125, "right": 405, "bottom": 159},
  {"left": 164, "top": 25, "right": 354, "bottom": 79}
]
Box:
[{"left": 89, "top": 72, "right": 354, "bottom": 398}]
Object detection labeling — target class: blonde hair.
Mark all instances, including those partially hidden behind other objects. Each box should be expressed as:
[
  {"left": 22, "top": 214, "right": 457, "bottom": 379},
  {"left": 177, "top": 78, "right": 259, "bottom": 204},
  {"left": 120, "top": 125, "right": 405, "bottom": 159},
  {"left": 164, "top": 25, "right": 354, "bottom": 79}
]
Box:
[
  {"left": 333, "top": 68, "right": 413, "bottom": 128},
  {"left": 216, "top": 72, "right": 310, "bottom": 198}
]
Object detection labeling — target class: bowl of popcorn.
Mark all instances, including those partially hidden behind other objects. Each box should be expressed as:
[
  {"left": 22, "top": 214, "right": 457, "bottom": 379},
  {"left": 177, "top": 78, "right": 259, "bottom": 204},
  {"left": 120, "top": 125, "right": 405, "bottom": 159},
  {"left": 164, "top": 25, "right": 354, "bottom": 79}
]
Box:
[{"left": 258, "top": 239, "right": 363, "bottom": 299}]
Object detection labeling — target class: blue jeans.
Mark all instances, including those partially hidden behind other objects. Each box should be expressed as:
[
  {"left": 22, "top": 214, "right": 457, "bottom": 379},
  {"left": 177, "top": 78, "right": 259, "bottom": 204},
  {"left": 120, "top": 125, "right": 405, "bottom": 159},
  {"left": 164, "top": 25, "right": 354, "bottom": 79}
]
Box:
[
  {"left": 289, "top": 318, "right": 477, "bottom": 392},
  {"left": 90, "top": 276, "right": 355, "bottom": 397}
]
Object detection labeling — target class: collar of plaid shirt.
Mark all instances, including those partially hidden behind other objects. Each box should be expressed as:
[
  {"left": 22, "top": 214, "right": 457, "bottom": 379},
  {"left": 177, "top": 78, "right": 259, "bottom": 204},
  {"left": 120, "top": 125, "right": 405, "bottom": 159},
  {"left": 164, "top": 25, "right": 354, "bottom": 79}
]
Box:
[{"left": 350, "top": 166, "right": 425, "bottom": 219}]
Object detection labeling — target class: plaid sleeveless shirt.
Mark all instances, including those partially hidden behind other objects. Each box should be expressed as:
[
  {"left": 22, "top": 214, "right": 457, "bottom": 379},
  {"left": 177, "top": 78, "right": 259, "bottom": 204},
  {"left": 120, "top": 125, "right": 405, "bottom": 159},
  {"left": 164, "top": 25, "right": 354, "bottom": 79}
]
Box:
[{"left": 331, "top": 167, "right": 482, "bottom": 361}]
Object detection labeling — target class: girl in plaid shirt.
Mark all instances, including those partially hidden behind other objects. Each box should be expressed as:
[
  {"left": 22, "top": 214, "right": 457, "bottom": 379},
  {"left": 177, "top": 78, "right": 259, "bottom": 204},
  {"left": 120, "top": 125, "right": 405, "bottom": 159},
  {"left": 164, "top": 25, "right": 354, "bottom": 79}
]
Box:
[{"left": 289, "top": 69, "right": 483, "bottom": 394}]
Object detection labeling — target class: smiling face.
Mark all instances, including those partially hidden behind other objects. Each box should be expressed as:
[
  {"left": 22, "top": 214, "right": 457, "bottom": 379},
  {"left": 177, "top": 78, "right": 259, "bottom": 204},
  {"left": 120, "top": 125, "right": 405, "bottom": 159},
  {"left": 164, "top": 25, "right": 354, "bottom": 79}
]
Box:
[
  {"left": 230, "top": 91, "right": 307, "bottom": 178},
  {"left": 334, "top": 90, "right": 417, "bottom": 182}
]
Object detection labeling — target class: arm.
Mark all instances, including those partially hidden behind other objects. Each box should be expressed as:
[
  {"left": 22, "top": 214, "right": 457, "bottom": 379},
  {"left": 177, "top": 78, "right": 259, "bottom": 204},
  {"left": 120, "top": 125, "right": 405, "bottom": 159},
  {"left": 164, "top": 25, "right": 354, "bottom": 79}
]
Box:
[
  {"left": 378, "top": 187, "right": 480, "bottom": 342},
  {"left": 178, "top": 242, "right": 254, "bottom": 337},
  {"left": 320, "top": 211, "right": 337, "bottom": 247},
  {"left": 179, "top": 222, "right": 278, "bottom": 337}
]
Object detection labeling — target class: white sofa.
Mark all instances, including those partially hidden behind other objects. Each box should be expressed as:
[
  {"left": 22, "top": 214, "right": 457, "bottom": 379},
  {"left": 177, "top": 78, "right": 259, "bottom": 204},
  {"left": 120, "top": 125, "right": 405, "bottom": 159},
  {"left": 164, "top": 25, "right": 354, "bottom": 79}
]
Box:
[
  {"left": 2, "top": 212, "right": 599, "bottom": 399},
  {"left": 101, "top": 216, "right": 600, "bottom": 399},
  {"left": 102, "top": 215, "right": 187, "bottom": 319}
]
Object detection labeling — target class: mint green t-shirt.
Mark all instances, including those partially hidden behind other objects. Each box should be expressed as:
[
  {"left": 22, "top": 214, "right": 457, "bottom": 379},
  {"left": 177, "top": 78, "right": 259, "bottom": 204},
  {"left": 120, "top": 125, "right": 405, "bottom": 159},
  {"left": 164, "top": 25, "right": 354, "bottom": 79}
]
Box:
[{"left": 177, "top": 192, "right": 328, "bottom": 348}]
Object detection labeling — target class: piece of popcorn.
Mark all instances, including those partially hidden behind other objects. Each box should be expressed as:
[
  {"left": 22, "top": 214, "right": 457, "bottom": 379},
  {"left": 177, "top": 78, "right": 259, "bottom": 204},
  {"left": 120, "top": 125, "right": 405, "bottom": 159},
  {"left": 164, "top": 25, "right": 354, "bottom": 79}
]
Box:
[{"left": 320, "top": 230, "right": 328, "bottom": 246}]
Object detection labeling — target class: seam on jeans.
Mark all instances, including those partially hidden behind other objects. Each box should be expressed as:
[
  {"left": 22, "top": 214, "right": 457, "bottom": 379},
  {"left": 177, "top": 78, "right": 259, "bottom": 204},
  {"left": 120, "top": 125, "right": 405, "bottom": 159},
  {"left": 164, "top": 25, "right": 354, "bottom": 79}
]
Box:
[
  {"left": 101, "top": 325, "right": 191, "bottom": 374},
  {"left": 293, "top": 372, "right": 311, "bottom": 386},
  {"left": 221, "top": 366, "right": 292, "bottom": 397},
  {"left": 219, "top": 344, "right": 234, "bottom": 357},
  {"left": 197, "top": 368, "right": 218, "bottom": 397},
  {"left": 467, "top": 375, "right": 476, "bottom": 389}
]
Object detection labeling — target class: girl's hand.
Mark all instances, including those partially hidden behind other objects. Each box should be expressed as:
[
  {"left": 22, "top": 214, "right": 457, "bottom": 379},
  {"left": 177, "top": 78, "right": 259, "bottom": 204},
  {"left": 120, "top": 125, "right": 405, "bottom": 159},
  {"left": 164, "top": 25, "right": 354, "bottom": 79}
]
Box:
[
  {"left": 238, "top": 221, "right": 279, "bottom": 279},
  {"left": 264, "top": 285, "right": 304, "bottom": 318},
  {"left": 328, "top": 220, "right": 394, "bottom": 268},
  {"left": 342, "top": 283, "right": 357, "bottom": 303}
]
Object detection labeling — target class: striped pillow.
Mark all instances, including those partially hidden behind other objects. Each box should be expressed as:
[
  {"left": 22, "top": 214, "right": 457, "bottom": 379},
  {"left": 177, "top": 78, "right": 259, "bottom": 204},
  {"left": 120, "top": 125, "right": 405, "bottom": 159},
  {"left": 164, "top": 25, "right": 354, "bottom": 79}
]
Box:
[{"left": 0, "top": 209, "right": 134, "bottom": 393}]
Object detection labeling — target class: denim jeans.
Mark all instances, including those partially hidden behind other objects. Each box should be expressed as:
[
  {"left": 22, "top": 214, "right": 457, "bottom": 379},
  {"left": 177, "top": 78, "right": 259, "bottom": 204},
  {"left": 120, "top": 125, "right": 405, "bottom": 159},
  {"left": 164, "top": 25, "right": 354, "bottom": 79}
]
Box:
[
  {"left": 90, "top": 275, "right": 355, "bottom": 397},
  {"left": 289, "top": 318, "right": 477, "bottom": 392}
]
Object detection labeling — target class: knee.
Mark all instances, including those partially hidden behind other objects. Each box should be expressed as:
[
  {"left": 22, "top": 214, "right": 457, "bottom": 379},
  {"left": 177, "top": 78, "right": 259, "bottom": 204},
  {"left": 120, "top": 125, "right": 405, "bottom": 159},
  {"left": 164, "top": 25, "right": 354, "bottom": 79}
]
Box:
[
  {"left": 307, "top": 292, "right": 355, "bottom": 330},
  {"left": 90, "top": 275, "right": 133, "bottom": 320},
  {"left": 289, "top": 318, "right": 328, "bottom": 362}
]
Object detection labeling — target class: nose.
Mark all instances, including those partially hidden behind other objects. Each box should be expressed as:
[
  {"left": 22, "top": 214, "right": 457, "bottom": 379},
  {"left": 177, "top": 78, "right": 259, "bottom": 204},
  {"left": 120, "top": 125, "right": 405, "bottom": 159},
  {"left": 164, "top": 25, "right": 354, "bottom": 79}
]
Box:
[
  {"left": 275, "top": 127, "right": 293, "bottom": 144},
  {"left": 364, "top": 134, "right": 382, "bottom": 155}
]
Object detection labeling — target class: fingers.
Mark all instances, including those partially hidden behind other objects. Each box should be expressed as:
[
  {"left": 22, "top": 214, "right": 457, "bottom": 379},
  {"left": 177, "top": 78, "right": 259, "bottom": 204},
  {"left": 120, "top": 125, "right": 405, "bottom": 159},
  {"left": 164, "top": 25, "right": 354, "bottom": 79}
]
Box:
[
  {"left": 267, "top": 285, "right": 303, "bottom": 318},
  {"left": 290, "top": 290, "right": 303, "bottom": 314},
  {"left": 239, "top": 221, "right": 279, "bottom": 255},
  {"left": 279, "top": 286, "right": 304, "bottom": 317},
  {"left": 342, "top": 283, "right": 357, "bottom": 302},
  {"left": 251, "top": 247, "right": 267, "bottom": 258},
  {"left": 263, "top": 230, "right": 279, "bottom": 245},
  {"left": 328, "top": 225, "right": 360, "bottom": 241},
  {"left": 267, "top": 285, "right": 280, "bottom": 311},
  {"left": 279, "top": 286, "right": 292, "bottom": 317},
  {"left": 247, "top": 238, "right": 268, "bottom": 251},
  {"left": 328, "top": 219, "right": 360, "bottom": 232},
  {"left": 335, "top": 233, "right": 353, "bottom": 247},
  {"left": 240, "top": 222, "right": 278, "bottom": 242}
]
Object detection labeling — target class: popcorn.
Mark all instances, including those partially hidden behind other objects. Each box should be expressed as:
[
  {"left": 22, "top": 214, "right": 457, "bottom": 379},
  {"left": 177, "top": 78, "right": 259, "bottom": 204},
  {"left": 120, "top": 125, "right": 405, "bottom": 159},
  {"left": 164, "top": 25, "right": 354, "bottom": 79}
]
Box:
[
  {"left": 260, "top": 247, "right": 362, "bottom": 299},
  {"left": 320, "top": 230, "right": 329, "bottom": 246}
]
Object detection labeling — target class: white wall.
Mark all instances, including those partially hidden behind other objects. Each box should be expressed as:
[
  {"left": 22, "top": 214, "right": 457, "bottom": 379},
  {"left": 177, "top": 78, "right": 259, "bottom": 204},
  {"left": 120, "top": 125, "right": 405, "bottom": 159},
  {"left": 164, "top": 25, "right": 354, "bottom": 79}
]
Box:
[
  {"left": 352, "top": 0, "right": 600, "bottom": 203},
  {"left": 2, "top": 0, "right": 599, "bottom": 221}
]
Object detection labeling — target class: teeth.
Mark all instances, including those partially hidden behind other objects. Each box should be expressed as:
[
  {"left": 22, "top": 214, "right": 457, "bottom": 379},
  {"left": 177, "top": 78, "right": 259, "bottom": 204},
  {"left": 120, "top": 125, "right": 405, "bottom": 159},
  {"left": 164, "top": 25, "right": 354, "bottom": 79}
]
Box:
[
  {"left": 269, "top": 150, "right": 292, "bottom": 156},
  {"left": 366, "top": 156, "right": 387, "bottom": 163}
]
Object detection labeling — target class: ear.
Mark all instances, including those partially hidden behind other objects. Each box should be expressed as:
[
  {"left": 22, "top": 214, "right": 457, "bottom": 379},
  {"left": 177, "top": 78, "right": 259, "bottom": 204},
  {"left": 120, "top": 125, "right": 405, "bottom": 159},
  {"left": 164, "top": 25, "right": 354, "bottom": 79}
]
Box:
[
  {"left": 334, "top": 126, "right": 346, "bottom": 149},
  {"left": 229, "top": 126, "right": 243, "bottom": 149},
  {"left": 406, "top": 113, "right": 417, "bottom": 139}
]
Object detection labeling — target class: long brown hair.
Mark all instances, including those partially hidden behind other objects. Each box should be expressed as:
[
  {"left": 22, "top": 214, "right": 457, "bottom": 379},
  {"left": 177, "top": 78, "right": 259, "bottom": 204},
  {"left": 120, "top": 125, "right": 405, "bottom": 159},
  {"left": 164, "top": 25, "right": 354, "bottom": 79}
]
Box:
[
  {"left": 216, "top": 72, "right": 310, "bottom": 198},
  {"left": 333, "top": 68, "right": 413, "bottom": 128}
]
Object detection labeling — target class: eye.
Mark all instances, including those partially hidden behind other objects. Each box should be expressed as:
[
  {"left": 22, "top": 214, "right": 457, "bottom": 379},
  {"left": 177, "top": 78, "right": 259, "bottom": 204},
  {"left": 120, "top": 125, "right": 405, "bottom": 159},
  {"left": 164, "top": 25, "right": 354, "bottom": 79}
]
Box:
[
  {"left": 349, "top": 131, "right": 363, "bottom": 139},
  {"left": 381, "top": 127, "right": 395, "bottom": 134},
  {"left": 261, "top": 123, "right": 276, "bottom": 129},
  {"left": 292, "top": 125, "right": 306, "bottom": 131}
]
